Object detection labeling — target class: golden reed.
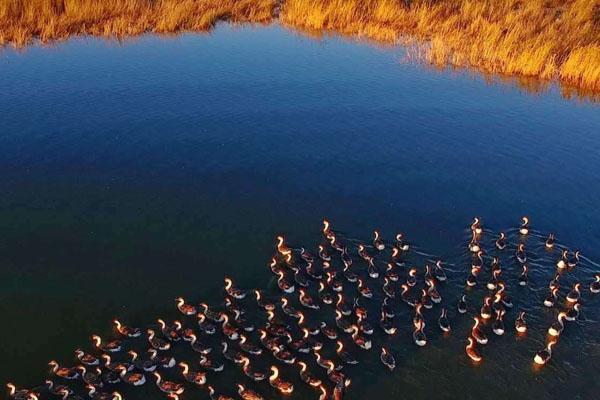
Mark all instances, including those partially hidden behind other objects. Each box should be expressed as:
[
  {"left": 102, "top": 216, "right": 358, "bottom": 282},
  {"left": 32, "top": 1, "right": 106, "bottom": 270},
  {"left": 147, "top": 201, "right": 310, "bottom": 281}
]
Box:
[{"left": 2, "top": 0, "right": 599, "bottom": 95}]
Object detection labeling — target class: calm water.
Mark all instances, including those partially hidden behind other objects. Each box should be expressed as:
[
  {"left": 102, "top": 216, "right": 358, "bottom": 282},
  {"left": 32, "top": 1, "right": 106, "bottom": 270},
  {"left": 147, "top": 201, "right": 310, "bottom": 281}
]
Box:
[{"left": 1, "top": 24, "right": 600, "bottom": 399}]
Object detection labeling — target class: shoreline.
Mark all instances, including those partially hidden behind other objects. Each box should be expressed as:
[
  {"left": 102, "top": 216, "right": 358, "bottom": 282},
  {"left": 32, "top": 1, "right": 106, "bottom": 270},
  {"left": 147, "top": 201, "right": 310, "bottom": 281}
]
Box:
[{"left": 1, "top": 0, "right": 599, "bottom": 97}]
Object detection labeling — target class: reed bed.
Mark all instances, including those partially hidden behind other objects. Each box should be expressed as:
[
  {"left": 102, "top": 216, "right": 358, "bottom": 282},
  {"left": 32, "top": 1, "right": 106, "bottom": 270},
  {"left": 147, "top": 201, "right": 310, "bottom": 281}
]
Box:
[
  {"left": 281, "top": 0, "right": 600, "bottom": 93},
  {"left": 1, "top": 0, "right": 599, "bottom": 94},
  {"left": 0, "top": 0, "right": 277, "bottom": 47}
]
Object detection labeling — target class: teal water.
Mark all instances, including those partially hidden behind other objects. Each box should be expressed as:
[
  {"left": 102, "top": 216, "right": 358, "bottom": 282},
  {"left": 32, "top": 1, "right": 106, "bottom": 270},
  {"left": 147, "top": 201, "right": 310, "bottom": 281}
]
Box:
[{"left": 1, "top": 24, "right": 600, "bottom": 399}]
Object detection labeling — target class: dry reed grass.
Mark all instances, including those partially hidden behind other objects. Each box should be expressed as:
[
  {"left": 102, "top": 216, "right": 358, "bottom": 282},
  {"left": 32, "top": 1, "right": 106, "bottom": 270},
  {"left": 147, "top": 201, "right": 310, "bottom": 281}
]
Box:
[
  {"left": 1, "top": 0, "right": 599, "bottom": 94},
  {"left": 281, "top": 0, "right": 600, "bottom": 93}
]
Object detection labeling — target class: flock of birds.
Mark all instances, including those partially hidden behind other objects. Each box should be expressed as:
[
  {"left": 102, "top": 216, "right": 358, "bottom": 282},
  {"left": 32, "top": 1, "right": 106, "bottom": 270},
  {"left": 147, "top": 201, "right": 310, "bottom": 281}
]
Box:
[{"left": 6, "top": 217, "right": 600, "bottom": 400}]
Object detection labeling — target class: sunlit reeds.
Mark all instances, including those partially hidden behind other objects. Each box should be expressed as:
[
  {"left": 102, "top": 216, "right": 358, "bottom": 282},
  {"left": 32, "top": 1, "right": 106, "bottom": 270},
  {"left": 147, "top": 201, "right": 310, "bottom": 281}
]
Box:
[{"left": 1, "top": 0, "right": 599, "bottom": 93}]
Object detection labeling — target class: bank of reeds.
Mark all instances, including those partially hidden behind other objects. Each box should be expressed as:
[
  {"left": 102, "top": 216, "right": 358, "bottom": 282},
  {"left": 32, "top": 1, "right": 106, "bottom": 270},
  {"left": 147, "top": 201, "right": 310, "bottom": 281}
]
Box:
[{"left": 1, "top": 0, "right": 599, "bottom": 94}]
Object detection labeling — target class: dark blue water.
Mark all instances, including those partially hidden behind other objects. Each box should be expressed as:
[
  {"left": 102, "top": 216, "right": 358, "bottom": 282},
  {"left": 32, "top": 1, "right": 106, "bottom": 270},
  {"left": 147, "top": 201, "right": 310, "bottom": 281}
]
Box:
[{"left": 1, "top": 24, "right": 600, "bottom": 399}]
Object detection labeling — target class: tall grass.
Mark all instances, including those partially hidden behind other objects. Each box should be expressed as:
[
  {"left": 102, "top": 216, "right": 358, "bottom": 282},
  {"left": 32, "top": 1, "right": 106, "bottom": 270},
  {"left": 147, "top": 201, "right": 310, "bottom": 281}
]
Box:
[
  {"left": 0, "top": 0, "right": 277, "bottom": 47},
  {"left": 281, "top": 0, "right": 600, "bottom": 93},
  {"left": 1, "top": 0, "right": 599, "bottom": 94}
]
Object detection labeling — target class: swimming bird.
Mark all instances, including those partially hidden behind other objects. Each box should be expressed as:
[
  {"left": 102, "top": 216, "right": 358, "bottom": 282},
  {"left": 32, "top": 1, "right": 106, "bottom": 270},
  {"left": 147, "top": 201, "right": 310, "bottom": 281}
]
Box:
[
  {"left": 175, "top": 297, "right": 197, "bottom": 316},
  {"left": 519, "top": 216, "right": 530, "bottom": 235},
  {"left": 548, "top": 312, "right": 567, "bottom": 337},
  {"left": 518, "top": 265, "right": 528, "bottom": 286},
  {"left": 380, "top": 347, "right": 395, "bottom": 371},
  {"left": 297, "top": 361, "right": 322, "bottom": 387},
  {"left": 566, "top": 283, "right": 581, "bottom": 303},
  {"left": 565, "top": 303, "right": 580, "bottom": 322},
  {"left": 439, "top": 308, "right": 451, "bottom": 333},
  {"left": 240, "top": 357, "right": 266, "bottom": 382},
  {"left": 545, "top": 233, "right": 555, "bottom": 249},
  {"left": 207, "top": 385, "right": 233, "bottom": 400},
  {"left": 465, "top": 337, "right": 482, "bottom": 362},
  {"left": 153, "top": 372, "right": 184, "bottom": 395},
  {"left": 515, "top": 311, "right": 527, "bottom": 333},
  {"left": 591, "top": 274, "right": 600, "bottom": 294},
  {"left": 91, "top": 335, "right": 121, "bottom": 353},
  {"left": 336, "top": 340, "right": 359, "bottom": 365},
  {"left": 6, "top": 383, "right": 37, "bottom": 400},
  {"left": 495, "top": 232, "right": 507, "bottom": 250},
  {"left": 471, "top": 317, "right": 488, "bottom": 345},
  {"left": 413, "top": 320, "right": 427, "bottom": 347},
  {"left": 350, "top": 324, "right": 372, "bottom": 350},
  {"left": 534, "top": 340, "right": 557, "bottom": 366},
  {"left": 128, "top": 351, "right": 156, "bottom": 372},
  {"left": 373, "top": 230, "right": 385, "bottom": 251},
  {"left": 516, "top": 244, "right": 527, "bottom": 264},
  {"left": 113, "top": 319, "right": 141, "bottom": 338},
  {"left": 147, "top": 329, "right": 170, "bottom": 351},
  {"left": 85, "top": 386, "right": 121, "bottom": 400},
  {"left": 458, "top": 295, "right": 468, "bottom": 314},
  {"left": 493, "top": 309, "right": 505, "bottom": 336},
  {"left": 75, "top": 349, "right": 99, "bottom": 366},
  {"left": 544, "top": 287, "right": 559, "bottom": 308},
  {"left": 48, "top": 361, "right": 78, "bottom": 380},
  {"left": 117, "top": 365, "right": 146, "bottom": 386},
  {"left": 269, "top": 366, "right": 294, "bottom": 394}
]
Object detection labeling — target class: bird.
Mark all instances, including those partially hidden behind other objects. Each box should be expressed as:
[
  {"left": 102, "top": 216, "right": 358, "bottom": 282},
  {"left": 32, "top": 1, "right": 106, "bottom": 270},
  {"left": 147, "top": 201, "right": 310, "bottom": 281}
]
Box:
[
  {"left": 439, "top": 308, "right": 451, "bottom": 333},
  {"left": 153, "top": 372, "right": 184, "bottom": 395},
  {"left": 178, "top": 362, "right": 206, "bottom": 386},
  {"left": 515, "top": 311, "right": 527, "bottom": 333},
  {"left": 269, "top": 366, "right": 294, "bottom": 394},
  {"left": 534, "top": 340, "right": 557, "bottom": 365},
  {"left": 465, "top": 337, "right": 482, "bottom": 362},
  {"left": 519, "top": 216, "right": 530, "bottom": 235},
  {"left": 548, "top": 312, "right": 567, "bottom": 337},
  {"left": 380, "top": 347, "right": 395, "bottom": 370},
  {"left": 590, "top": 274, "right": 600, "bottom": 294}
]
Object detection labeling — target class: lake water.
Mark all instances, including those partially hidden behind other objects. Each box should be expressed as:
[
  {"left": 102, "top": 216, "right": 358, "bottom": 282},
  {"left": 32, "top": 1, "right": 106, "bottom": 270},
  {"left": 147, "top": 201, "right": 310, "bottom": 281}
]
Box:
[{"left": 1, "top": 23, "right": 600, "bottom": 399}]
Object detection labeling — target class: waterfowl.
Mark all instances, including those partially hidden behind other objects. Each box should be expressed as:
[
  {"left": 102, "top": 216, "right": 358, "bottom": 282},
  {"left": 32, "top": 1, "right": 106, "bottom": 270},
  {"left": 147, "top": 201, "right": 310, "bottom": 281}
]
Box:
[
  {"left": 224, "top": 277, "right": 246, "bottom": 300},
  {"left": 565, "top": 303, "right": 580, "bottom": 321},
  {"left": 549, "top": 273, "right": 561, "bottom": 291},
  {"left": 321, "top": 321, "right": 339, "bottom": 340},
  {"left": 329, "top": 271, "right": 344, "bottom": 293},
  {"left": 471, "top": 217, "right": 483, "bottom": 236},
  {"left": 306, "top": 261, "right": 324, "bottom": 280},
  {"left": 153, "top": 372, "right": 184, "bottom": 395},
  {"left": 188, "top": 333, "right": 211, "bottom": 354},
  {"left": 427, "top": 278, "right": 441, "bottom": 303},
  {"left": 380, "top": 347, "right": 395, "bottom": 371},
  {"left": 269, "top": 366, "right": 294, "bottom": 394},
  {"left": 350, "top": 324, "right": 372, "bottom": 350},
  {"left": 238, "top": 334, "right": 262, "bottom": 355},
  {"left": 276, "top": 271, "right": 295, "bottom": 294},
  {"left": 128, "top": 351, "right": 156, "bottom": 372},
  {"left": 221, "top": 341, "right": 244, "bottom": 364},
  {"left": 534, "top": 340, "right": 557, "bottom": 365},
  {"left": 75, "top": 349, "right": 99, "bottom": 366},
  {"left": 91, "top": 335, "right": 121, "bottom": 353},
  {"left": 413, "top": 302, "right": 425, "bottom": 328},
  {"left": 336, "top": 340, "right": 359, "bottom": 365},
  {"left": 591, "top": 274, "right": 600, "bottom": 294},
  {"left": 373, "top": 230, "right": 385, "bottom": 250},
  {"left": 48, "top": 361, "right": 79, "bottom": 380},
  {"left": 207, "top": 385, "right": 234, "bottom": 400},
  {"left": 544, "top": 287, "right": 559, "bottom": 308},
  {"left": 439, "top": 308, "right": 451, "bottom": 333},
  {"left": 357, "top": 244, "right": 372, "bottom": 262},
  {"left": 240, "top": 357, "right": 266, "bottom": 382},
  {"left": 117, "top": 366, "right": 146, "bottom": 386},
  {"left": 382, "top": 277, "right": 395, "bottom": 298},
  {"left": 516, "top": 244, "right": 527, "bottom": 264},
  {"left": 492, "top": 309, "right": 505, "bottom": 336},
  {"left": 458, "top": 295, "right": 468, "bottom": 314},
  {"left": 471, "top": 317, "right": 488, "bottom": 345},
  {"left": 276, "top": 235, "right": 292, "bottom": 257},
  {"left": 317, "top": 281, "right": 334, "bottom": 305},
  {"left": 45, "top": 380, "right": 72, "bottom": 397},
  {"left": 147, "top": 329, "right": 170, "bottom": 351},
  {"left": 497, "top": 282, "right": 513, "bottom": 308},
  {"left": 567, "top": 283, "right": 581, "bottom": 303},
  {"left": 407, "top": 267, "right": 418, "bottom": 287},
  {"left": 148, "top": 349, "right": 176, "bottom": 369},
  {"left": 334, "top": 310, "right": 353, "bottom": 333},
  {"left": 298, "top": 311, "right": 321, "bottom": 335},
  {"left": 492, "top": 292, "right": 505, "bottom": 314},
  {"left": 515, "top": 311, "right": 527, "bottom": 333},
  {"left": 294, "top": 269, "right": 310, "bottom": 287},
  {"left": 297, "top": 361, "right": 322, "bottom": 387},
  {"left": 465, "top": 337, "right": 482, "bottom": 362},
  {"left": 218, "top": 313, "right": 240, "bottom": 340},
  {"left": 396, "top": 233, "right": 410, "bottom": 252},
  {"left": 519, "top": 216, "right": 530, "bottom": 235},
  {"left": 199, "top": 355, "right": 224, "bottom": 372},
  {"left": 76, "top": 366, "right": 102, "bottom": 386},
  {"left": 280, "top": 297, "right": 300, "bottom": 318},
  {"left": 173, "top": 297, "right": 198, "bottom": 318},
  {"left": 237, "top": 384, "right": 264, "bottom": 400},
  {"left": 480, "top": 296, "right": 493, "bottom": 320},
  {"left": 113, "top": 319, "right": 141, "bottom": 338},
  {"left": 85, "top": 386, "right": 121, "bottom": 400},
  {"left": 413, "top": 320, "right": 427, "bottom": 347},
  {"left": 273, "top": 346, "right": 296, "bottom": 364},
  {"left": 469, "top": 232, "right": 481, "bottom": 253},
  {"left": 545, "top": 233, "right": 555, "bottom": 249},
  {"left": 495, "top": 232, "right": 507, "bottom": 250},
  {"left": 325, "top": 361, "right": 351, "bottom": 387},
  {"left": 518, "top": 265, "right": 528, "bottom": 286},
  {"left": 299, "top": 288, "right": 319, "bottom": 310},
  {"left": 421, "top": 288, "right": 433, "bottom": 309},
  {"left": 568, "top": 251, "right": 580, "bottom": 269},
  {"left": 58, "top": 389, "right": 83, "bottom": 400},
  {"left": 434, "top": 260, "right": 447, "bottom": 281},
  {"left": 367, "top": 259, "right": 379, "bottom": 279},
  {"left": 177, "top": 362, "right": 206, "bottom": 386},
  {"left": 557, "top": 250, "right": 568, "bottom": 270},
  {"left": 265, "top": 310, "right": 290, "bottom": 337},
  {"left": 548, "top": 312, "right": 567, "bottom": 337},
  {"left": 157, "top": 319, "right": 181, "bottom": 342},
  {"left": 335, "top": 293, "right": 352, "bottom": 317},
  {"left": 289, "top": 328, "right": 312, "bottom": 353},
  {"left": 342, "top": 262, "right": 358, "bottom": 283},
  {"left": 197, "top": 312, "right": 217, "bottom": 335},
  {"left": 380, "top": 312, "right": 397, "bottom": 335},
  {"left": 358, "top": 278, "right": 373, "bottom": 298},
  {"left": 400, "top": 284, "right": 415, "bottom": 307},
  {"left": 330, "top": 235, "right": 344, "bottom": 253},
  {"left": 466, "top": 271, "right": 478, "bottom": 287},
  {"left": 472, "top": 251, "right": 484, "bottom": 271},
  {"left": 6, "top": 383, "right": 37, "bottom": 400},
  {"left": 200, "top": 302, "right": 221, "bottom": 322},
  {"left": 318, "top": 244, "right": 331, "bottom": 261},
  {"left": 385, "top": 262, "right": 400, "bottom": 282},
  {"left": 340, "top": 248, "right": 353, "bottom": 268}
]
